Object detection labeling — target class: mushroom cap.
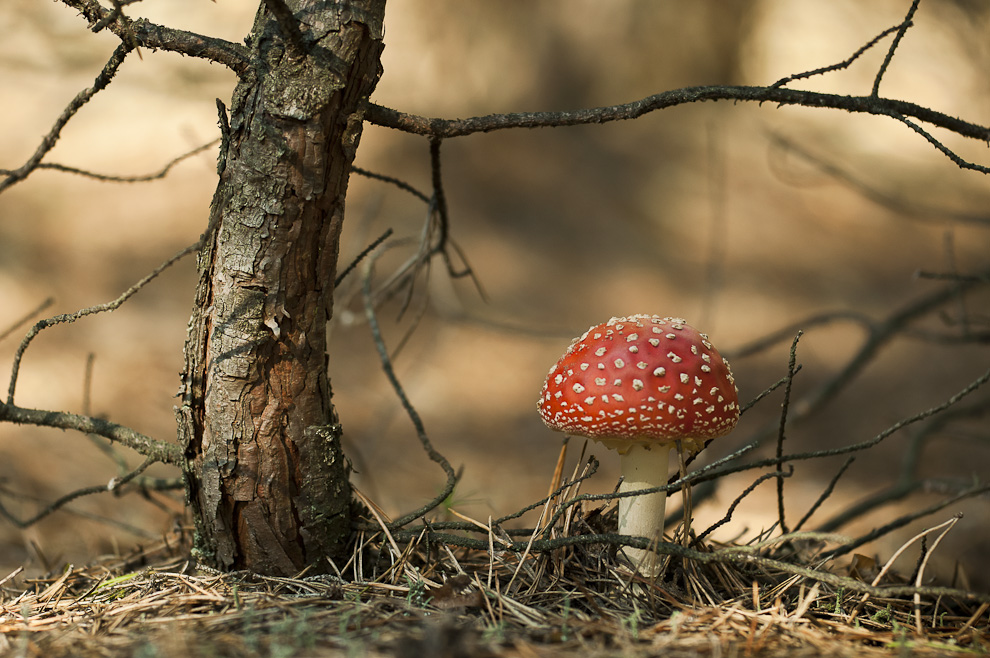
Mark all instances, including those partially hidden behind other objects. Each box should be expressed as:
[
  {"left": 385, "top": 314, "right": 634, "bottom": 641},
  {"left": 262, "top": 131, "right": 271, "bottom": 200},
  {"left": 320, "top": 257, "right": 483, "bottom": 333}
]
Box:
[{"left": 537, "top": 315, "right": 739, "bottom": 454}]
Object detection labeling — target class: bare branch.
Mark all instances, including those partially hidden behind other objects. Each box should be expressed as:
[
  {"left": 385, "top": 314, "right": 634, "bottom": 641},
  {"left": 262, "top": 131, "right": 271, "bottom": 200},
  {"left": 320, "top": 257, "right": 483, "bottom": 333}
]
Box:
[
  {"left": 61, "top": 0, "right": 250, "bottom": 74},
  {"left": 389, "top": 528, "right": 990, "bottom": 605},
  {"left": 775, "top": 332, "right": 803, "bottom": 535},
  {"left": 768, "top": 134, "right": 990, "bottom": 227},
  {"left": 365, "top": 88, "right": 990, "bottom": 145},
  {"left": 696, "top": 468, "right": 792, "bottom": 544},
  {"left": 0, "top": 44, "right": 132, "bottom": 195},
  {"left": 0, "top": 403, "right": 181, "bottom": 464},
  {"left": 873, "top": 0, "right": 921, "bottom": 97},
  {"left": 886, "top": 111, "right": 990, "bottom": 174},
  {"left": 792, "top": 456, "right": 855, "bottom": 533},
  {"left": 7, "top": 243, "right": 198, "bottom": 405},
  {"left": 0, "top": 455, "right": 158, "bottom": 528},
  {"left": 335, "top": 228, "right": 394, "bottom": 288},
  {"left": 707, "top": 368, "right": 990, "bottom": 483},
  {"left": 826, "top": 483, "right": 990, "bottom": 560},
  {"left": 352, "top": 166, "right": 431, "bottom": 203},
  {"left": 0, "top": 298, "right": 54, "bottom": 345},
  {"left": 771, "top": 24, "right": 904, "bottom": 89},
  {"left": 361, "top": 259, "right": 459, "bottom": 529},
  {"left": 1, "top": 140, "right": 220, "bottom": 184}
]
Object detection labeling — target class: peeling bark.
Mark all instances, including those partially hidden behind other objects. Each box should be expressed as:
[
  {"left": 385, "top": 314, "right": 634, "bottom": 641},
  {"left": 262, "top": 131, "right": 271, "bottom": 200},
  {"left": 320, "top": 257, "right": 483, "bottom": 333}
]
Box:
[{"left": 176, "top": 0, "right": 385, "bottom": 575}]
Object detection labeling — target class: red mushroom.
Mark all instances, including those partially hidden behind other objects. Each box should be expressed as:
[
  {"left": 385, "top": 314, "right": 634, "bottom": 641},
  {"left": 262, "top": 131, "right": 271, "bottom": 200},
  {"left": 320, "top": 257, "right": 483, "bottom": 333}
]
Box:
[{"left": 537, "top": 315, "right": 739, "bottom": 573}]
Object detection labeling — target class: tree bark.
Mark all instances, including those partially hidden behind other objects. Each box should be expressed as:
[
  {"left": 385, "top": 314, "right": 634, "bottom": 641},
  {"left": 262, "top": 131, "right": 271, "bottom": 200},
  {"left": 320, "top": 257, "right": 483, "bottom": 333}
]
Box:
[{"left": 176, "top": 0, "right": 386, "bottom": 575}]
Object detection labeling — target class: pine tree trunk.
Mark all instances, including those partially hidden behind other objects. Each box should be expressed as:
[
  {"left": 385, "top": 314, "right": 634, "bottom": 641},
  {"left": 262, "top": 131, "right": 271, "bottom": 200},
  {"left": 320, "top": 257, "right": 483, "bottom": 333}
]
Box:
[{"left": 176, "top": 0, "right": 386, "bottom": 575}]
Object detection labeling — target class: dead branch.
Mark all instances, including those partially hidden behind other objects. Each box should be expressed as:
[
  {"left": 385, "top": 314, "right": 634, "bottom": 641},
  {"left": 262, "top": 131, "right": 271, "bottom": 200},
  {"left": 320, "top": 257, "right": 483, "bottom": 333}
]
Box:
[
  {"left": 0, "top": 456, "right": 156, "bottom": 529},
  {"left": 7, "top": 243, "right": 198, "bottom": 405},
  {"left": 1, "top": 140, "right": 220, "bottom": 184},
  {"left": 60, "top": 0, "right": 250, "bottom": 75},
  {"left": 767, "top": 133, "right": 990, "bottom": 227},
  {"left": 0, "top": 298, "right": 54, "bottom": 345},
  {"left": 0, "top": 403, "right": 181, "bottom": 464},
  {"left": 365, "top": 90, "right": 990, "bottom": 147},
  {"left": 0, "top": 43, "right": 133, "bottom": 195},
  {"left": 360, "top": 259, "right": 458, "bottom": 529}
]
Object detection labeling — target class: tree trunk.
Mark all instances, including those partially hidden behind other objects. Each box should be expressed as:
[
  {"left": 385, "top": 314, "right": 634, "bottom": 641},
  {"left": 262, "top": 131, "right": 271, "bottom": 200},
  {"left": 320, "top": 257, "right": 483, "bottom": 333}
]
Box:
[{"left": 176, "top": 0, "right": 386, "bottom": 575}]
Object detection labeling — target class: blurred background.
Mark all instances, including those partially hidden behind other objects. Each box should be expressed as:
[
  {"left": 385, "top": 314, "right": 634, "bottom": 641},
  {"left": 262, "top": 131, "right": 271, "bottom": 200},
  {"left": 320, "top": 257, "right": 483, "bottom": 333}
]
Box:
[{"left": 0, "top": 0, "right": 988, "bottom": 587}]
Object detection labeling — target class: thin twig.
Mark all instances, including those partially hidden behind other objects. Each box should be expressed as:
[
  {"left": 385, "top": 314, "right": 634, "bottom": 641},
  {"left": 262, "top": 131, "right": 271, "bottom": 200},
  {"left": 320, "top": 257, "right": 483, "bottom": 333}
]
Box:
[
  {"left": 771, "top": 24, "right": 904, "bottom": 89},
  {"left": 335, "top": 228, "right": 394, "bottom": 287},
  {"left": 352, "top": 166, "right": 431, "bottom": 203},
  {"left": 0, "top": 403, "right": 182, "bottom": 464},
  {"left": 0, "top": 455, "right": 158, "bottom": 528},
  {"left": 360, "top": 261, "right": 458, "bottom": 529},
  {"left": 0, "top": 298, "right": 54, "bottom": 345},
  {"left": 872, "top": 0, "right": 920, "bottom": 97},
  {"left": 767, "top": 133, "right": 990, "bottom": 227},
  {"left": 826, "top": 487, "right": 987, "bottom": 560},
  {"left": 5, "top": 140, "right": 220, "bottom": 183},
  {"left": 80, "top": 354, "right": 130, "bottom": 474},
  {"left": 792, "top": 456, "right": 855, "bottom": 533},
  {"left": 7, "top": 243, "right": 199, "bottom": 405},
  {"left": 0, "top": 43, "right": 132, "bottom": 194},
  {"left": 775, "top": 332, "right": 802, "bottom": 535},
  {"left": 696, "top": 468, "right": 792, "bottom": 544}
]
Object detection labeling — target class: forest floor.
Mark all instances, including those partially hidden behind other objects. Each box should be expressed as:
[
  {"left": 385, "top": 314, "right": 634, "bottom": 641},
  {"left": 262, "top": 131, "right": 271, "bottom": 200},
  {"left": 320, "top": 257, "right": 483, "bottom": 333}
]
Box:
[{"left": 1, "top": 500, "right": 986, "bottom": 658}]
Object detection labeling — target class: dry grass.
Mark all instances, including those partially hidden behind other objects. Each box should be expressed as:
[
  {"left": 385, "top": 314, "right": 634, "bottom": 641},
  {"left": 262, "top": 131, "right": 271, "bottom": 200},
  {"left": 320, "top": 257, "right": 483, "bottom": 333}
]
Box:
[{"left": 2, "top": 469, "right": 987, "bottom": 658}]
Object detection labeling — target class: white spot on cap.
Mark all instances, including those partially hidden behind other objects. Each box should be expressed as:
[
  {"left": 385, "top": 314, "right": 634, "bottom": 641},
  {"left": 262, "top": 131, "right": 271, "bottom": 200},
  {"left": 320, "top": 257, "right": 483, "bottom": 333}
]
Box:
[
  {"left": 584, "top": 397, "right": 596, "bottom": 405},
  {"left": 658, "top": 385, "right": 671, "bottom": 393},
  {"left": 614, "top": 358, "right": 625, "bottom": 368},
  {"left": 613, "top": 379, "right": 622, "bottom": 386},
  {"left": 694, "top": 376, "right": 703, "bottom": 386},
  {"left": 628, "top": 345, "right": 639, "bottom": 354},
  {"left": 679, "top": 373, "right": 689, "bottom": 384},
  {"left": 554, "top": 374, "right": 563, "bottom": 385},
  {"left": 595, "top": 377, "right": 607, "bottom": 386},
  {"left": 572, "top": 383, "right": 585, "bottom": 393},
  {"left": 667, "top": 352, "right": 682, "bottom": 364},
  {"left": 612, "top": 394, "right": 625, "bottom": 402},
  {"left": 653, "top": 367, "right": 666, "bottom": 377},
  {"left": 701, "top": 365, "right": 711, "bottom": 372},
  {"left": 595, "top": 347, "right": 607, "bottom": 357},
  {"left": 691, "top": 345, "right": 699, "bottom": 355},
  {"left": 636, "top": 361, "right": 648, "bottom": 369},
  {"left": 632, "top": 379, "right": 644, "bottom": 391},
  {"left": 580, "top": 363, "right": 590, "bottom": 371},
  {"left": 649, "top": 338, "right": 660, "bottom": 347},
  {"left": 666, "top": 333, "right": 676, "bottom": 339},
  {"left": 626, "top": 333, "right": 639, "bottom": 342}
]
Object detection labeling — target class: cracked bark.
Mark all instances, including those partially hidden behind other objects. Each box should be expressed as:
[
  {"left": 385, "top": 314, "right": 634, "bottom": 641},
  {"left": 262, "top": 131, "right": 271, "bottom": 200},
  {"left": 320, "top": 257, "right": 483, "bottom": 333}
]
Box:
[{"left": 176, "top": 0, "right": 386, "bottom": 575}]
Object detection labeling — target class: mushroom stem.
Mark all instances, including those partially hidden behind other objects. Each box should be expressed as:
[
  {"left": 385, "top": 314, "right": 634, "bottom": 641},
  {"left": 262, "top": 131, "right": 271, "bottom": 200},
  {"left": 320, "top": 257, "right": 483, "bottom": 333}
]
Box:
[{"left": 618, "top": 443, "right": 671, "bottom": 574}]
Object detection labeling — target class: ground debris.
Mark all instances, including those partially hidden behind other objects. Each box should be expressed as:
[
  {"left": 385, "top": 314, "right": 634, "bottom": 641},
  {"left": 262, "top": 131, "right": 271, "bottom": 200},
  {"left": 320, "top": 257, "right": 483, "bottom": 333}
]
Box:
[{"left": 0, "top": 515, "right": 986, "bottom": 658}]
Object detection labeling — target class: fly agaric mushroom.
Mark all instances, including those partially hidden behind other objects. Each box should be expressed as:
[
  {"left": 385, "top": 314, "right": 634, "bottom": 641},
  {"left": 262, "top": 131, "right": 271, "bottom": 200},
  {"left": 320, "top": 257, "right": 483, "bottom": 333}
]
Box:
[{"left": 537, "top": 315, "right": 739, "bottom": 573}]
